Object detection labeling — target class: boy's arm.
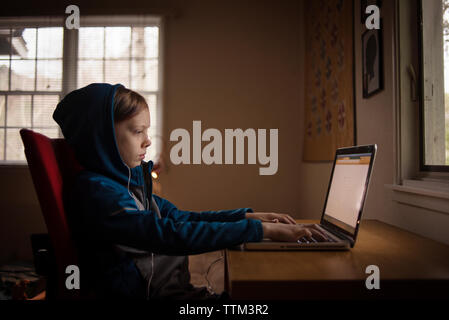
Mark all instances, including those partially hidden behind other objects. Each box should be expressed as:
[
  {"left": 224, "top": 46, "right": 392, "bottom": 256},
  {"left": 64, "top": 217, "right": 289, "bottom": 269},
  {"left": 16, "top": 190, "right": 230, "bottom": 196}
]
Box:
[
  {"left": 72, "top": 176, "right": 263, "bottom": 255},
  {"left": 99, "top": 210, "right": 262, "bottom": 255},
  {"left": 153, "top": 194, "right": 253, "bottom": 223}
]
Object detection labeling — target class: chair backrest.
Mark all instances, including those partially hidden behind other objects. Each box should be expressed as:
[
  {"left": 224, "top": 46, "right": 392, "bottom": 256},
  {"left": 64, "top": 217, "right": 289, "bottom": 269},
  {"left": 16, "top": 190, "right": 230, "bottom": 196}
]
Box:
[{"left": 20, "top": 129, "right": 84, "bottom": 299}]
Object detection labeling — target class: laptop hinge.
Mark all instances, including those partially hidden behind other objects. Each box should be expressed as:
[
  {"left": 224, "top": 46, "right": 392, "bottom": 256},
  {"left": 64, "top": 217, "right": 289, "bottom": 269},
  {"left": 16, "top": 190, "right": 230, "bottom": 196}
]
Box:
[{"left": 321, "top": 224, "right": 354, "bottom": 244}]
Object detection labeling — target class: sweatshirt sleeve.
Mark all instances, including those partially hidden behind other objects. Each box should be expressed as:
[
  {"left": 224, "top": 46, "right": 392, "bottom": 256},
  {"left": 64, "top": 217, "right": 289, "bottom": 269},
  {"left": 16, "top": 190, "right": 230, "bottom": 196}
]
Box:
[
  {"left": 72, "top": 175, "right": 263, "bottom": 255},
  {"left": 100, "top": 211, "right": 263, "bottom": 255},
  {"left": 153, "top": 194, "right": 253, "bottom": 223}
]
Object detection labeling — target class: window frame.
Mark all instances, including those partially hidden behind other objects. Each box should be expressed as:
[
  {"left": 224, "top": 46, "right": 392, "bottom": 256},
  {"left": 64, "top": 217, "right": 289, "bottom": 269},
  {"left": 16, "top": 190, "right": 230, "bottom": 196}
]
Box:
[
  {"left": 387, "top": 0, "right": 449, "bottom": 216},
  {"left": 0, "top": 15, "right": 164, "bottom": 166},
  {"left": 417, "top": 0, "right": 449, "bottom": 172}
]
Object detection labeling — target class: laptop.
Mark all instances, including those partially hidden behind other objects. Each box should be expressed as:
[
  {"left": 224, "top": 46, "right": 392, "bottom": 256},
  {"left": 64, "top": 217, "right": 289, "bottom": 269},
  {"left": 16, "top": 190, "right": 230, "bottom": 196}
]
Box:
[{"left": 242, "top": 144, "right": 377, "bottom": 251}]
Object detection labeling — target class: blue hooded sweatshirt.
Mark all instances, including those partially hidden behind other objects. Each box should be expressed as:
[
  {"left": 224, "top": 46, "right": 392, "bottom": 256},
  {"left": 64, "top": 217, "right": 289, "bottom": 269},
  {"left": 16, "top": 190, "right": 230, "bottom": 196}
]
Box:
[{"left": 52, "top": 83, "right": 263, "bottom": 299}]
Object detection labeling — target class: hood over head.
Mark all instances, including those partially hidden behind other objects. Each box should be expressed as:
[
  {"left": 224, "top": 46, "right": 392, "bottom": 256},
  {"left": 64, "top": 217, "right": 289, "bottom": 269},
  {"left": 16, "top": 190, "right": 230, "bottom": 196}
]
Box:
[{"left": 53, "top": 83, "right": 152, "bottom": 187}]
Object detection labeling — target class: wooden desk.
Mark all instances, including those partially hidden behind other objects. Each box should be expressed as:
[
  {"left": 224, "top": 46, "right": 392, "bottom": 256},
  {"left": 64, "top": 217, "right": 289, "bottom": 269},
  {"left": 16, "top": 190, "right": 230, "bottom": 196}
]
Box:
[{"left": 225, "top": 219, "right": 449, "bottom": 299}]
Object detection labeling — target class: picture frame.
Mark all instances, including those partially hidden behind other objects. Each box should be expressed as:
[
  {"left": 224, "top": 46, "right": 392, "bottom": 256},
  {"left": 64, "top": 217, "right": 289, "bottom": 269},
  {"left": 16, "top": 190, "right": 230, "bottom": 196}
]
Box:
[
  {"left": 362, "top": 27, "right": 383, "bottom": 98},
  {"left": 303, "top": 0, "right": 355, "bottom": 161}
]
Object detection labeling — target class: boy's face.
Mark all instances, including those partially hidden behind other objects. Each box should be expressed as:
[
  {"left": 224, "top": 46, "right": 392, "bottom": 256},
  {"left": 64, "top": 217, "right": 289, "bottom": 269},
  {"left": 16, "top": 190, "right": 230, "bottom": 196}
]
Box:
[{"left": 114, "top": 108, "right": 151, "bottom": 168}]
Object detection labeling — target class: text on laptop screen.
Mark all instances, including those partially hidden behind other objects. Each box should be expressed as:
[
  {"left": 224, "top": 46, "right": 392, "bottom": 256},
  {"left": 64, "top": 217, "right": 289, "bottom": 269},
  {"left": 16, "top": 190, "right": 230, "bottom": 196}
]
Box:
[{"left": 322, "top": 153, "right": 371, "bottom": 234}]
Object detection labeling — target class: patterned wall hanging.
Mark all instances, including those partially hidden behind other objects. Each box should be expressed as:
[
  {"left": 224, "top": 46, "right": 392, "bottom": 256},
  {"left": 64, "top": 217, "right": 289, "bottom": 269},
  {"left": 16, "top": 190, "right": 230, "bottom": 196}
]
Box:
[{"left": 303, "top": 0, "right": 355, "bottom": 161}]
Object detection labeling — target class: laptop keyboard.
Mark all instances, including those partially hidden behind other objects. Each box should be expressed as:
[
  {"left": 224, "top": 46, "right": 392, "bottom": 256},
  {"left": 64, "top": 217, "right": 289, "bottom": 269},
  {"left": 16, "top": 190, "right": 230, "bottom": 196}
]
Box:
[{"left": 297, "top": 236, "right": 337, "bottom": 244}]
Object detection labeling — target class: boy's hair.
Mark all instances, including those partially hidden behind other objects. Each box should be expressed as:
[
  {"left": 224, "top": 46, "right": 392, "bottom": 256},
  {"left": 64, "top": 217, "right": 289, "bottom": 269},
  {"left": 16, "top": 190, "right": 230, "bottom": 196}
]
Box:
[{"left": 113, "top": 86, "right": 148, "bottom": 122}]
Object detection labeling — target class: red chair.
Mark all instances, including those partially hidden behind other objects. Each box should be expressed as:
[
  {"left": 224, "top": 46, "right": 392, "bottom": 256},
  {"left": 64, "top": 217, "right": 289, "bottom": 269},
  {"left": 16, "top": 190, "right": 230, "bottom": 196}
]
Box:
[{"left": 20, "top": 129, "right": 84, "bottom": 300}]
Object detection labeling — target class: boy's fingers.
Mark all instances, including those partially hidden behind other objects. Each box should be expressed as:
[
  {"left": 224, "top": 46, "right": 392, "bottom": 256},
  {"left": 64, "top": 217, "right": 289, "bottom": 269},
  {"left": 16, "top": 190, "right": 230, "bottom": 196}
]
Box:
[
  {"left": 279, "top": 215, "right": 295, "bottom": 224},
  {"left": 305, "top": 224, "right": 328, "bottom": 236},
  {"left": 277, "top": 216, "right": 287, "bottom": 224},
  {"left": 286, "top": 215, "right": 296, "bottom": 224},
  {"left": 301, "top": 228, "right": 312, "bottom": 238},
  {"left": 310, "top": 229, "right": 329, "bottom": 241}
]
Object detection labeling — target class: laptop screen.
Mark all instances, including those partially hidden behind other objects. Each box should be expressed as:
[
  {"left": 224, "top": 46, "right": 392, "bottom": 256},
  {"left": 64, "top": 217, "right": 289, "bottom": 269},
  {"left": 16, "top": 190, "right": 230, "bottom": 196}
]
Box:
[{"left": 322, "top": 152, "right": 373, "bottom": 235}]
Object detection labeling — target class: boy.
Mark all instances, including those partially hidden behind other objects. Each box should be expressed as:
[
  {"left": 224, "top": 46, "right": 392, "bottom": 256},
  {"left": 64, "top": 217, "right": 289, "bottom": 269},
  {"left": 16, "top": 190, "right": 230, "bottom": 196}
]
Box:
[{"left": 53, "top": 83, "right": 327, "bottom": 299}]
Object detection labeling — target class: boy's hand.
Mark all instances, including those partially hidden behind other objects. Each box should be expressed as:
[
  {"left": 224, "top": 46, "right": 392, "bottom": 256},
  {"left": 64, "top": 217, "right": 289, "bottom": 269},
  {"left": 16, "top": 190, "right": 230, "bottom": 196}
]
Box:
[
  {"left": 261, "top": 223, "right": 329, "bottom": 242},
  {"left": 246, "top": 212, "right": 296, "bottom": 224}
]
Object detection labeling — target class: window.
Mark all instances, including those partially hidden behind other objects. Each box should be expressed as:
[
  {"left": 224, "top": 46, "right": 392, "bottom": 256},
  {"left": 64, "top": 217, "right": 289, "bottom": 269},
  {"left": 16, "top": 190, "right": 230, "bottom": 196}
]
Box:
[
  {"left": 0, "top": 27, "right": 63, "bottom": 161},
  {"left": 419, "top": 0, "right": 449, "bottom": 171},
  {"left": 0, "top": 16, "right": 163, "bottom": 164},
  {"left": 388, "top": 0, "right": 449, "bottom": 215}
]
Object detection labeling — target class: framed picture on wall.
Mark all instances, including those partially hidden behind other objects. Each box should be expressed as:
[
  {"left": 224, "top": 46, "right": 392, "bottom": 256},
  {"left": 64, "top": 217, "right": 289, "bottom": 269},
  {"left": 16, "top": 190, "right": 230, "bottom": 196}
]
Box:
[
  {"left": 362, "top": 27, "right": 383, "bottom": 98},
  {"left": 303, "top": 0, "right": 355, "bottom": 161}
]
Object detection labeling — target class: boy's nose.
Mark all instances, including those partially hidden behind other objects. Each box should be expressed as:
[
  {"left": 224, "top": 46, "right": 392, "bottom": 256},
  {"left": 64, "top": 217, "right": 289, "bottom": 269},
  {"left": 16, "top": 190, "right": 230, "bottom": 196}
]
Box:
[{"left": 143, "top": 137, "right": 151, "bottom": 148}]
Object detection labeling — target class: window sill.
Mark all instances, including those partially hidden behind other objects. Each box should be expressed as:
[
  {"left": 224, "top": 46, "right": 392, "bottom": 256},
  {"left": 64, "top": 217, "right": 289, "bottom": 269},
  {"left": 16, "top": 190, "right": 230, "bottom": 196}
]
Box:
[
  {"left": 0, "top": 161, "right": 28, "bottom": 166},
  {"left": 386, "top": 179, "right": 449, "bottom": 214}
]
